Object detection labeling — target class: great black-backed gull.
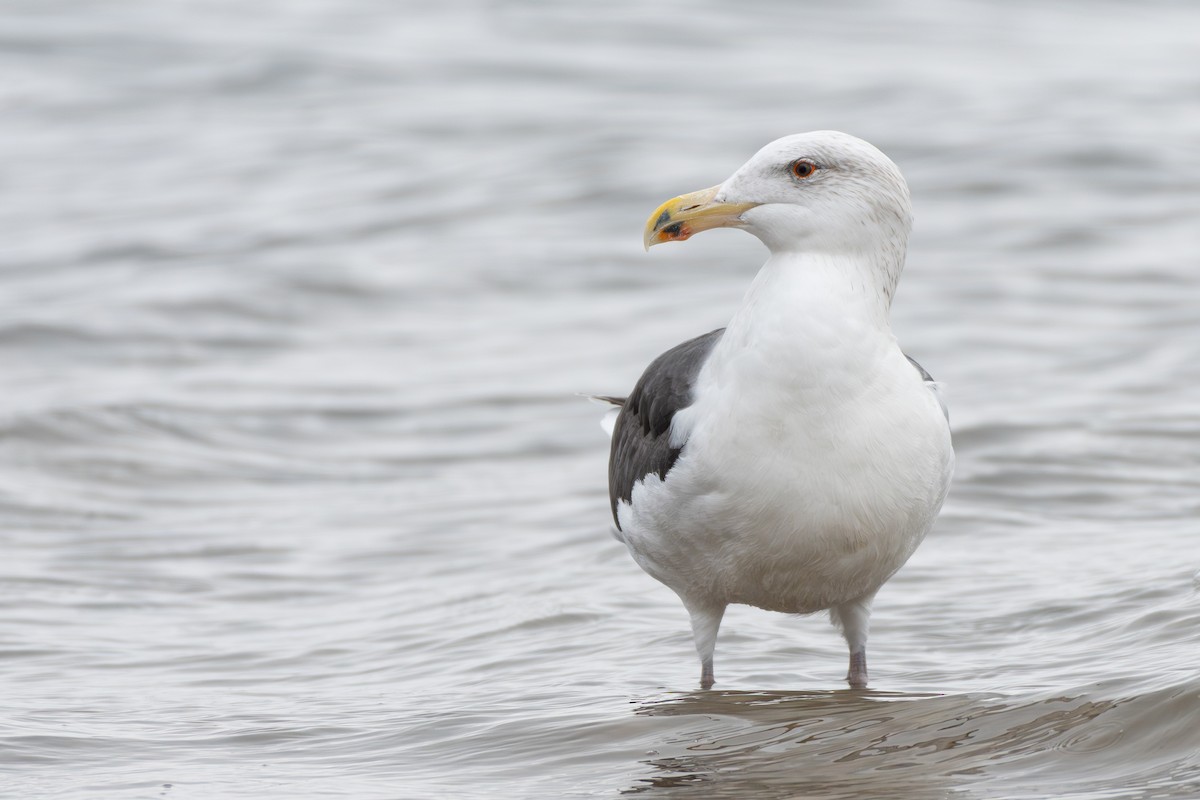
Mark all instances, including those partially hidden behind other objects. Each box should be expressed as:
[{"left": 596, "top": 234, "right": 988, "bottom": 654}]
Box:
[{"left": 602, "top": 131, "right": 953, "bottom": 689}]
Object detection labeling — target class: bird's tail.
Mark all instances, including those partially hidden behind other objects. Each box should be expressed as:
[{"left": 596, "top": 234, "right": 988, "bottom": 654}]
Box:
[{"left": 583, "top": 394, "right": 625, "bottom": 437}]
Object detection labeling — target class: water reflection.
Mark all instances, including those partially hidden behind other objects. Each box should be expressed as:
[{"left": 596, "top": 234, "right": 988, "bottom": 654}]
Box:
[{"left": 626, "top": 689, "right": 1128, "bottom": 799}]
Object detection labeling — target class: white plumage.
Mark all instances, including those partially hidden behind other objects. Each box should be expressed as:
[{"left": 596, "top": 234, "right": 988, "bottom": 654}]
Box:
[{"left": 605, "top": 131, "right": 953, "bottom": 689}]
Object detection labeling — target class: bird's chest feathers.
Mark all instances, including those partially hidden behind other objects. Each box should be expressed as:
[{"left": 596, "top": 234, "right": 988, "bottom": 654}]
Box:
[
  {"left": 665, "top": 357, "right": 945, "bottom": 611},
  {"left": 635, "top": 260, "right": 951, "bottom": 609},
  {"left": 674, "top": 327, "right": 944, "bottom": 547}
]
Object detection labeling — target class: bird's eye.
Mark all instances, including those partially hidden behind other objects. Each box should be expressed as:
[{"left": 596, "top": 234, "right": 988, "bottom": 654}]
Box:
[{"left": 790, "top": 159, "right": 818, "bottom": 180}]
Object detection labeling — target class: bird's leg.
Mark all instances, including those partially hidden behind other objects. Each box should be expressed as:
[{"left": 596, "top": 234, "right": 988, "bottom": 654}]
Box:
[
  {"left": 831, "top": 594, "right": 875, "bottom": 690},
  {"left": 685, "top": 602, "right": 726, "bottom": 690},
  {"left": 847, "top": 649, "right": 868, "bottom": 689}
]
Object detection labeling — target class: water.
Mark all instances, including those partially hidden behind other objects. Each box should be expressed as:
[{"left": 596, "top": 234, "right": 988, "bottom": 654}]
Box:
[{"left": 2, "top": 0, "right": 1199, "bottom": 797}]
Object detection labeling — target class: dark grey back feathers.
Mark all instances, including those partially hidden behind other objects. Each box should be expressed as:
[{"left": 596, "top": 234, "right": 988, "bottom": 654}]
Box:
[{"left": 607, "top": 329, "right": 723, "bottom": 528}]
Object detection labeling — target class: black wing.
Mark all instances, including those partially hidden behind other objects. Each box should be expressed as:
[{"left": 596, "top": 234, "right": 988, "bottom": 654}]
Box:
[{"left": 608, "top": 329, "right": 723, "bottom": 529}]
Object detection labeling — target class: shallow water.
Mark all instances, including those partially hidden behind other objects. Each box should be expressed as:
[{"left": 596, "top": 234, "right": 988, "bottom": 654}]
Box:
[{"left": 2, "top": 0, "right": 1199, "bottom": 798}]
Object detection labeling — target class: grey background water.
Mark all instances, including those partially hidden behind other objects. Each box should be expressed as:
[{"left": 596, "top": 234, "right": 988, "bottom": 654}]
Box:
[{"left": 2, "top": 1, "right": 1199, "bottom": 798}]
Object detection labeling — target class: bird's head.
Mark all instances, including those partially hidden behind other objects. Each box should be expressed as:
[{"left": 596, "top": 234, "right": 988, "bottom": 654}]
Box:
[{"left": 644, "top": 131, "right": 912, "bottom": 257}]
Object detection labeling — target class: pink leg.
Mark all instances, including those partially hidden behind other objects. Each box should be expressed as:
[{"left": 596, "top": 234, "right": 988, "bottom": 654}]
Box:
[
  {"left": 847, "top": 649, "right": 868, "bottom": 689},
  {"left": 832, "top": 595, "right": 874, "bottom": 689},
  {"left": 686, "top": 602, "right": 725, "bottom": 690}
]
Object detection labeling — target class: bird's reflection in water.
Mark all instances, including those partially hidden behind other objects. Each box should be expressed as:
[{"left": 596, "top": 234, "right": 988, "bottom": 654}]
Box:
[{"left": 626, "top": 689, "right": 1119, "bottom": 799}]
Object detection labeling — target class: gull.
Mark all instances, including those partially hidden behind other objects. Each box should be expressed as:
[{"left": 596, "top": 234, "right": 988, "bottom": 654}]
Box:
[{"left": 603, "top": 131, "right": 953, "bottom": 689}]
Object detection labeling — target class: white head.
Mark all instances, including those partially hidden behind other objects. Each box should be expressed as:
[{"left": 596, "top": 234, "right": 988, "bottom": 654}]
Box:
[{"left": 644, "top": 131, "right": 913, "bottom": 289}]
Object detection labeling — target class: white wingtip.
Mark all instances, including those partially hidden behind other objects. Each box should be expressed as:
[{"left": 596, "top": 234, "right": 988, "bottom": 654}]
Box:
[
  {"left": 600, "top": 407, "right": 619, "bottom": 437},
  {"left": 578, "top": 393, "right": 624, "bottom": 438}
]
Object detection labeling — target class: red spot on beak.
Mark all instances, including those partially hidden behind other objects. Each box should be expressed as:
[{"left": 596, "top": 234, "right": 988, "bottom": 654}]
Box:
[{"left": 662, "top": 222, "right": 691, "bottom": 241}]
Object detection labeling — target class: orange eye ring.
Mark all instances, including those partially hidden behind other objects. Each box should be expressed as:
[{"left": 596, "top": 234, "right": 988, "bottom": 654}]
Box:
[{"left": 790, "top": 159, "right": 818, "bottom": 180}]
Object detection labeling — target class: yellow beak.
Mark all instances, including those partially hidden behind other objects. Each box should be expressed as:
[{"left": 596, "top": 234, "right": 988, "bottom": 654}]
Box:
[{"left": 643, "top": 185, "right": 758, "bottom": 249}]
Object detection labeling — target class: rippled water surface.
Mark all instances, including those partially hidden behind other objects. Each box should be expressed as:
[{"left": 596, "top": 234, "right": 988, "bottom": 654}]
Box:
[{"left": 3, "top": 1, "right": 1199, "bottom": 798}]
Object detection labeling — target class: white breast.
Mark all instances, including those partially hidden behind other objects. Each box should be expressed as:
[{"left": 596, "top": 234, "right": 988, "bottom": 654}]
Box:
[{"left": 616, "top": 255, "right": 954, "bottom": 614}]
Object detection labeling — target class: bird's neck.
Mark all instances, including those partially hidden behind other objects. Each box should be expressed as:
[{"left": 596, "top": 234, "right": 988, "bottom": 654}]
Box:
[
  {"left": 736, "top": 248, "right": 898, "bottom": 333},
  {"left": 712, "top": 250, "right": 901, "bottom": 392}
]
